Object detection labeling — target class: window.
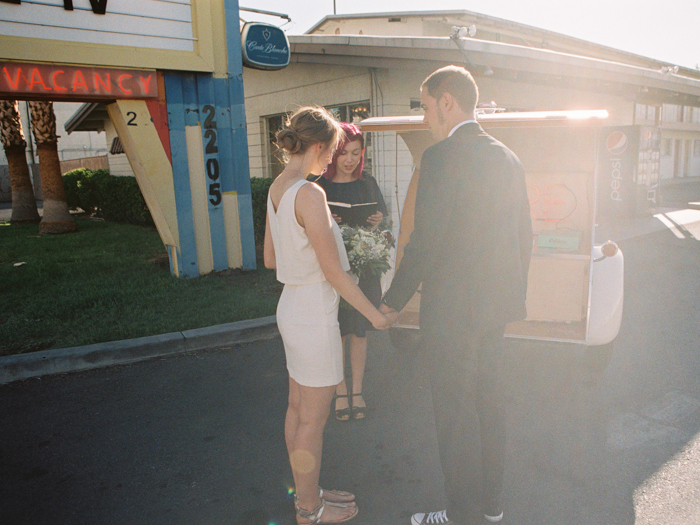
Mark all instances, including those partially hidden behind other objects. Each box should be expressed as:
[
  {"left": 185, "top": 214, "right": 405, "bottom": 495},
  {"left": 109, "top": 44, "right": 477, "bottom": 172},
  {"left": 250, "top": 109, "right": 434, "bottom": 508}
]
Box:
[
  {"left": 693, "top": 107, "right": 700, "bottom": 123},
  {"left": 635, "top": 104, "right": 647, "bottom": 122},
  {"left": 325, "top": 102, "right": 371, "bottom": 124},
  {"left": 660, "top": 138, "right": 672, "bottom": 156},
  {"left": 647, "top": 105, "right": 657, "bottom": 122},
  {"left": 662, "top": 104, "right": 680, "bottom": 122},
  {"left": 635, "top": 104, "right": 658, "bottom": 122},
  {"left": 683, "top": 106, "right": 694, "bottom": 123},
  {"left": 263, "top": 101, "right": 372, "bottom": 179},
  {"left": 265, "top": 114, "right": 286, "bottom": 179},
  {"left": 694, "top": 140, "right": 700, "bottom": 157},
  {"left": 109, "top": 137, "right": 124, "bottom": 154}
]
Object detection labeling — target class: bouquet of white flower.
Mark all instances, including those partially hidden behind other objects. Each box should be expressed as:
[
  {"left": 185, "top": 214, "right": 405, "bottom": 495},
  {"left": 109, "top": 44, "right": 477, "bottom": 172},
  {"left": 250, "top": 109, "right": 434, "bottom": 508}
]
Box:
[{"left": 339, "top": 224, "right": 394, "bottom": 280}]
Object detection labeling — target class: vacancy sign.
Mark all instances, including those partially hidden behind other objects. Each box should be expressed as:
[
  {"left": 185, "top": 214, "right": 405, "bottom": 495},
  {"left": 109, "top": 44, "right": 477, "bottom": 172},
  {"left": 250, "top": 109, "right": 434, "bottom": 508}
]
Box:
[{"left": 0, "top": 62, "right": 157, "bottom": 100}]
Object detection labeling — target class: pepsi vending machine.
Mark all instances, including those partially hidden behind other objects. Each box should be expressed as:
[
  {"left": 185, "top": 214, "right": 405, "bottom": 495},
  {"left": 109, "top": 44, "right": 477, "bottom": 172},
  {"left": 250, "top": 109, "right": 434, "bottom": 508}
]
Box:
[{"left": 597, "top": 125, "right": 661, "bottom": 219}]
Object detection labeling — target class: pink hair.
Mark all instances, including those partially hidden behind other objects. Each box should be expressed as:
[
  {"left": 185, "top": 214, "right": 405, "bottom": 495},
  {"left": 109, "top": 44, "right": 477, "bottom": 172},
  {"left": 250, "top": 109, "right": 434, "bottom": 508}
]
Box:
[{"left": 322, "top": 122, "right": 365, "bottom": 181}]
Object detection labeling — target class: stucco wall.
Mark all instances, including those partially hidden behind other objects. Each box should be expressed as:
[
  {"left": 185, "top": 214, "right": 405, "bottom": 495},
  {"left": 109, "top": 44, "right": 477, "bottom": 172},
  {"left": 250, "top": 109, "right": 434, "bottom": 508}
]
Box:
[{"left": 243, "top": 63, "right": 371, "bottom": 179}]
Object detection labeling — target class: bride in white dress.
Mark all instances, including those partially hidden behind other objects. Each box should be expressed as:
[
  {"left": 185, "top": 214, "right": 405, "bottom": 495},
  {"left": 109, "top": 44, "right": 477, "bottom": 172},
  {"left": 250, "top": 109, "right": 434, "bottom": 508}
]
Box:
[{"left": 264, "top": 106, "right": 392, "bottom": 524}]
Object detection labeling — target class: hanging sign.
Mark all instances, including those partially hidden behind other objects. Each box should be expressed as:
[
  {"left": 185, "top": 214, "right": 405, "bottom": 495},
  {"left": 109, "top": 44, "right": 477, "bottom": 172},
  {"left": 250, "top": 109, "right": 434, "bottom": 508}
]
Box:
[{"left": 241, "top": 23, "right": 290, "bottom": 71}]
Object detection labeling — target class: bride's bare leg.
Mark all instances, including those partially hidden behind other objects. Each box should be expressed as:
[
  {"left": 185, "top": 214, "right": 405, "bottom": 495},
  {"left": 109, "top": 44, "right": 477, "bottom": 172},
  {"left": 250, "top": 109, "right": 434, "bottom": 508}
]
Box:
[
  {"left": 287, "top": 377, "right": 357, "bottom": 522},
  {"left": 285, "top": 377, "right": 301, "bottom": 458}
]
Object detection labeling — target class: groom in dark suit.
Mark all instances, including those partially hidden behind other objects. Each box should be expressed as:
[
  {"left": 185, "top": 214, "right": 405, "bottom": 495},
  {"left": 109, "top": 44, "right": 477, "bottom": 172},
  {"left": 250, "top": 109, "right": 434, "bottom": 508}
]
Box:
[{"left": 381, "top": 66, "right": 533, "bottom": 525}]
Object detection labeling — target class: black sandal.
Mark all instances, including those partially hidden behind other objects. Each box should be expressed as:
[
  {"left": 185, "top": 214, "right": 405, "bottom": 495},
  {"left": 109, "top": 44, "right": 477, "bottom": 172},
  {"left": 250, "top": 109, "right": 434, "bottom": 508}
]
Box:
[
  {"left": 351, "top": 393, "right": 366, "bottom": 420},
  {"left": 333, "top": 394, "right": 351, "bottom": 421}
]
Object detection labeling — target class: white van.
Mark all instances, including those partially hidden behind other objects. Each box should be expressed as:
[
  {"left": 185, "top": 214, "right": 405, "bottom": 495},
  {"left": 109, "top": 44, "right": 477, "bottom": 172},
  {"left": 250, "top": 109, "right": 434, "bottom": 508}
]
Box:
[{"left": 360, "top": 110, "right": 625, "bottom": 366}]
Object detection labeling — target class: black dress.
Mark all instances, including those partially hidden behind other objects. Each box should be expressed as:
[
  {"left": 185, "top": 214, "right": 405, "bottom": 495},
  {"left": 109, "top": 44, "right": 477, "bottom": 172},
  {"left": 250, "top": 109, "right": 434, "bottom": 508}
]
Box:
[{"left": 312, "top": 173, "right": 388, "bottom": 338}]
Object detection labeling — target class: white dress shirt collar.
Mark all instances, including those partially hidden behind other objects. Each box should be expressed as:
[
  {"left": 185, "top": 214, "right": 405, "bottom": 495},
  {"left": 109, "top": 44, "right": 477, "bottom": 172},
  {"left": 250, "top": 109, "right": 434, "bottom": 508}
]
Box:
[{"left": 448, "top": 120, "right": 478, "bottom": 137}]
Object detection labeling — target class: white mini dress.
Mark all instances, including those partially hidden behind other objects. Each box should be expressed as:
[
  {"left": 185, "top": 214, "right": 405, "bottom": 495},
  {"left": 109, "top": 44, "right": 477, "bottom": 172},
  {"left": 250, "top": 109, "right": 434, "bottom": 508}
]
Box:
[{"left": 267, "top": 180, "right": 351, "bottom": 387}]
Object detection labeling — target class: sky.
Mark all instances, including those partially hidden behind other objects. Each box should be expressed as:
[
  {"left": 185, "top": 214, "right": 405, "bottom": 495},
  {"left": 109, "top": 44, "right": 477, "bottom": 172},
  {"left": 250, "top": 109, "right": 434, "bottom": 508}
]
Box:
[{"left": 243, "top": 0, "right": 700, "bottom": 70}]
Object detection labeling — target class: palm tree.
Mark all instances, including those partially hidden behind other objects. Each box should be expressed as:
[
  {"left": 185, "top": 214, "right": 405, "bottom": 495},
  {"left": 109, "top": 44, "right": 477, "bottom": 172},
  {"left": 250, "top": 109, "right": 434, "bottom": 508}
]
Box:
[
  {"left": 28, "top": 101, "right": 76, "bottom": 234},
  {"left": 0, "top": 100, "right": 40, "bottom": 224}
]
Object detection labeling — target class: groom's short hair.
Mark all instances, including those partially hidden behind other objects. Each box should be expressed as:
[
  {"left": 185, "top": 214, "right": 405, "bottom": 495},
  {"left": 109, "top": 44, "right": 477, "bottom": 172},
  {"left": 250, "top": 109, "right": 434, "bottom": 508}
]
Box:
[{"left": 422, "top": 65, "right": 479, "bottom": 113}]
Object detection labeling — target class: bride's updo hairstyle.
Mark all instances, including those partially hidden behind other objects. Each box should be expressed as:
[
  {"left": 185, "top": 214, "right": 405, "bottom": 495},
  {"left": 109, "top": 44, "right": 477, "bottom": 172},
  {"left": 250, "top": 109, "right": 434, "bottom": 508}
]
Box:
[{"left": 275, "top": 106, "right": 343, "bottom": 162}]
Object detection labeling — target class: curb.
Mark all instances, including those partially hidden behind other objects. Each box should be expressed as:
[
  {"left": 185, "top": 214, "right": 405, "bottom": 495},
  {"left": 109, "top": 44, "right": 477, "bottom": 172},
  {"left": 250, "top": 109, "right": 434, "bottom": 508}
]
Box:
[{"left": 0, "top": 316, "right": 279, "bottom": 385}]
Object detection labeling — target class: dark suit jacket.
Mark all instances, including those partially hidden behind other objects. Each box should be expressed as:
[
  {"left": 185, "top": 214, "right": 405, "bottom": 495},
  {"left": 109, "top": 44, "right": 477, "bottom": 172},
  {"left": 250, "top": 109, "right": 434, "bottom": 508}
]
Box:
[{"left": 383, "top": 122, "right": 533, "bottom": 340}]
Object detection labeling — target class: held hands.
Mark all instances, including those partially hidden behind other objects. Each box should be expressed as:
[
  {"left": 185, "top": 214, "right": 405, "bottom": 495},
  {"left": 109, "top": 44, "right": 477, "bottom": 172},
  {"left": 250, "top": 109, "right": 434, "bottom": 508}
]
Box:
[
  {"left": 372, "top": 313, "right": 393, "bottom": 330},
  {"left": 331, "top": 213, "right": 342, "bottom": 224},
  {"left": 371, "top": 303, "right": 399, "bottom": 330},
  {"left": 378, "top": 303, "right": 400, "bottom": 328}
]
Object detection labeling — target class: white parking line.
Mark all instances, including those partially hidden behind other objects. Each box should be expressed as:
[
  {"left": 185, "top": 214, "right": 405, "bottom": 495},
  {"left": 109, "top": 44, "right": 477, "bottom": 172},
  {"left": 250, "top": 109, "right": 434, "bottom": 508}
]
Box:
[
  {"left": 654, "top": 208, "right": 700, "bottom": 240},
  {"left": 665, "top": 209, "right": 700, "bottom": 240},
  {"left": 654, "top": 213, "right": 686, "bottom": 239}
]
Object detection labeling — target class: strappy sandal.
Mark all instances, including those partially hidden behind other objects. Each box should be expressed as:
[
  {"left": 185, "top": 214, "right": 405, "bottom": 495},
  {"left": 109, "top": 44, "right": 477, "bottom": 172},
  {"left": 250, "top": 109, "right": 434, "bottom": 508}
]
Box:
[
  {"left": 350, "top": 393, "right": 366, "bottom": 420},
  {"left": 295, "top": 498, "right": 359, "bottom": 524},
  {"left": 333, "top": 394, "right": 351, "bottom": 421},
  {"left": 319, "top": 487, "right": 355, "bottom": 504},
  {"left": 295, "top": 493, "right": 355, "bottom": 508}
]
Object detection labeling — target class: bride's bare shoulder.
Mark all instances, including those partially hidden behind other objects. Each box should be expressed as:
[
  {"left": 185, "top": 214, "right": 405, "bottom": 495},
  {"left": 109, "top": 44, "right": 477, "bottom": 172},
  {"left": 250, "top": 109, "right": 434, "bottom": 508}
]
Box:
[{"left": 297, "top": 180, "right": 326, "bottom": 202}]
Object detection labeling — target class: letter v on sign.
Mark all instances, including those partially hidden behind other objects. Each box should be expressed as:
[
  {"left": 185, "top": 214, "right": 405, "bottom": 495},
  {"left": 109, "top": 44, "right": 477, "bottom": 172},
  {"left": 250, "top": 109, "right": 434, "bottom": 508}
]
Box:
[
  {"left": 63, "top": 0, "right": 108, "bottom": 14},
  {"left": 88, "top": 0, "right": 107, "bottom": 15}
]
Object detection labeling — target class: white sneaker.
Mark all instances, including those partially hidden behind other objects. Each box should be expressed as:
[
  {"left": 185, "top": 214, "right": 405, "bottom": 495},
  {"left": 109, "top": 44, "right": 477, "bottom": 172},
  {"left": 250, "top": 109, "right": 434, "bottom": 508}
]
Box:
[
  {"left": 484, "top": 510, "right": 504, "bottom": 522},
  {"left": 411, "top": 509, "right": 454, "bottom": 525}
]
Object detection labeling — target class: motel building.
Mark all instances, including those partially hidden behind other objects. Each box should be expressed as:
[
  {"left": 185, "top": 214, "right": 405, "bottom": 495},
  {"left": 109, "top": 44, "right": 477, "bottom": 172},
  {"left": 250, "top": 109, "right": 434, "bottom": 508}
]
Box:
[
  {"left": 3, "top": 6, "right": 700, "bottom": 276},
  {"left": 242, "top": 10, "right": 700, "bottom": 228}
]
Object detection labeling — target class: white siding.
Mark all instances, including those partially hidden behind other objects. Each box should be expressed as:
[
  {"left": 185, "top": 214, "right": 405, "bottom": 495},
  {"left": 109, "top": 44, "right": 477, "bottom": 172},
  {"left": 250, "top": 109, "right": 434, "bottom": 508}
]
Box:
[{"left": 0, "top": 0, "right": 194, "bottom": 51}]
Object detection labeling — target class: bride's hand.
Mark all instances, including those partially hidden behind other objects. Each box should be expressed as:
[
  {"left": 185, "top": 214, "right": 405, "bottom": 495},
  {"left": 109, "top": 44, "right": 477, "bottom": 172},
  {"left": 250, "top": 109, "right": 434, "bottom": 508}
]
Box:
[{"left": 372, "top": 311, "right": 396, "bottom": 330}]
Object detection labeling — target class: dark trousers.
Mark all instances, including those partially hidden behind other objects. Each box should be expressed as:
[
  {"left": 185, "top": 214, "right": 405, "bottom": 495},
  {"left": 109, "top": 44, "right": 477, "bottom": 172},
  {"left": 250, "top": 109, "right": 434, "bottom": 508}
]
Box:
[{"left": 425, "top": 325, "right": 506, "bottom": 524}]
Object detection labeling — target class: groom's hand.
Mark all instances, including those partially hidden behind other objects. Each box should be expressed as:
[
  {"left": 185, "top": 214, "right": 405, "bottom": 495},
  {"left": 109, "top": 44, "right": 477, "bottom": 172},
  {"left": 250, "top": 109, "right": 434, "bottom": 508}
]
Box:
[{"left": 379, "top": 303, "right": 399, "bottom": 326}]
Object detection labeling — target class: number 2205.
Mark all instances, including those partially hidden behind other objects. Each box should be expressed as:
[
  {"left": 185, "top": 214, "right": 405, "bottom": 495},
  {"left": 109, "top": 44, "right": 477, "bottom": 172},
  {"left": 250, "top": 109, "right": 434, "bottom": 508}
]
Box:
[{"left": 203, "top": 105, "right": 221, "bottom": 206}]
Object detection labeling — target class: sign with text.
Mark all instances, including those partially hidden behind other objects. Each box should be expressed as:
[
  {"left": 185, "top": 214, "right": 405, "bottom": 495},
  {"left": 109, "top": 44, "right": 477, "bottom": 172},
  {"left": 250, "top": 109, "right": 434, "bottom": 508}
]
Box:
[
  {"left": 0, "top": 62, "right": 157, "bottom": 100},
  {"left": 241, "top": 22, "right": 290, "bottom": 71},
  {"left": 597, "top": 125, "right": 639, "bottom": 219}
]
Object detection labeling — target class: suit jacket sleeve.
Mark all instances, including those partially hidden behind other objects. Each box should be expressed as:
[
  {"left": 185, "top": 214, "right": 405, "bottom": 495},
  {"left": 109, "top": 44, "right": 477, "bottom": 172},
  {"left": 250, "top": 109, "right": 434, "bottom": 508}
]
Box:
[{"left": 382, "top": 145, "right": 455, "bottom": 311}]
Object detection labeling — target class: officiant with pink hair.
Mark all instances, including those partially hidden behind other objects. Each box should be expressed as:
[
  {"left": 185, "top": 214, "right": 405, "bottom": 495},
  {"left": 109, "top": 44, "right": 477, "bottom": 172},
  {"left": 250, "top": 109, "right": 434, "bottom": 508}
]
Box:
[{"left": 312, "top": 122, "right": 388, "bottom": 422}]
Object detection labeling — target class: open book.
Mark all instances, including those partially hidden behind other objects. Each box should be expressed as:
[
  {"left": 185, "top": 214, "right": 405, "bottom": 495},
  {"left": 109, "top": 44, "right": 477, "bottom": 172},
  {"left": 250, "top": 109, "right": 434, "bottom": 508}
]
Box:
[{"left": 327, "top": 201, "right": 378, "bottom": 227}]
